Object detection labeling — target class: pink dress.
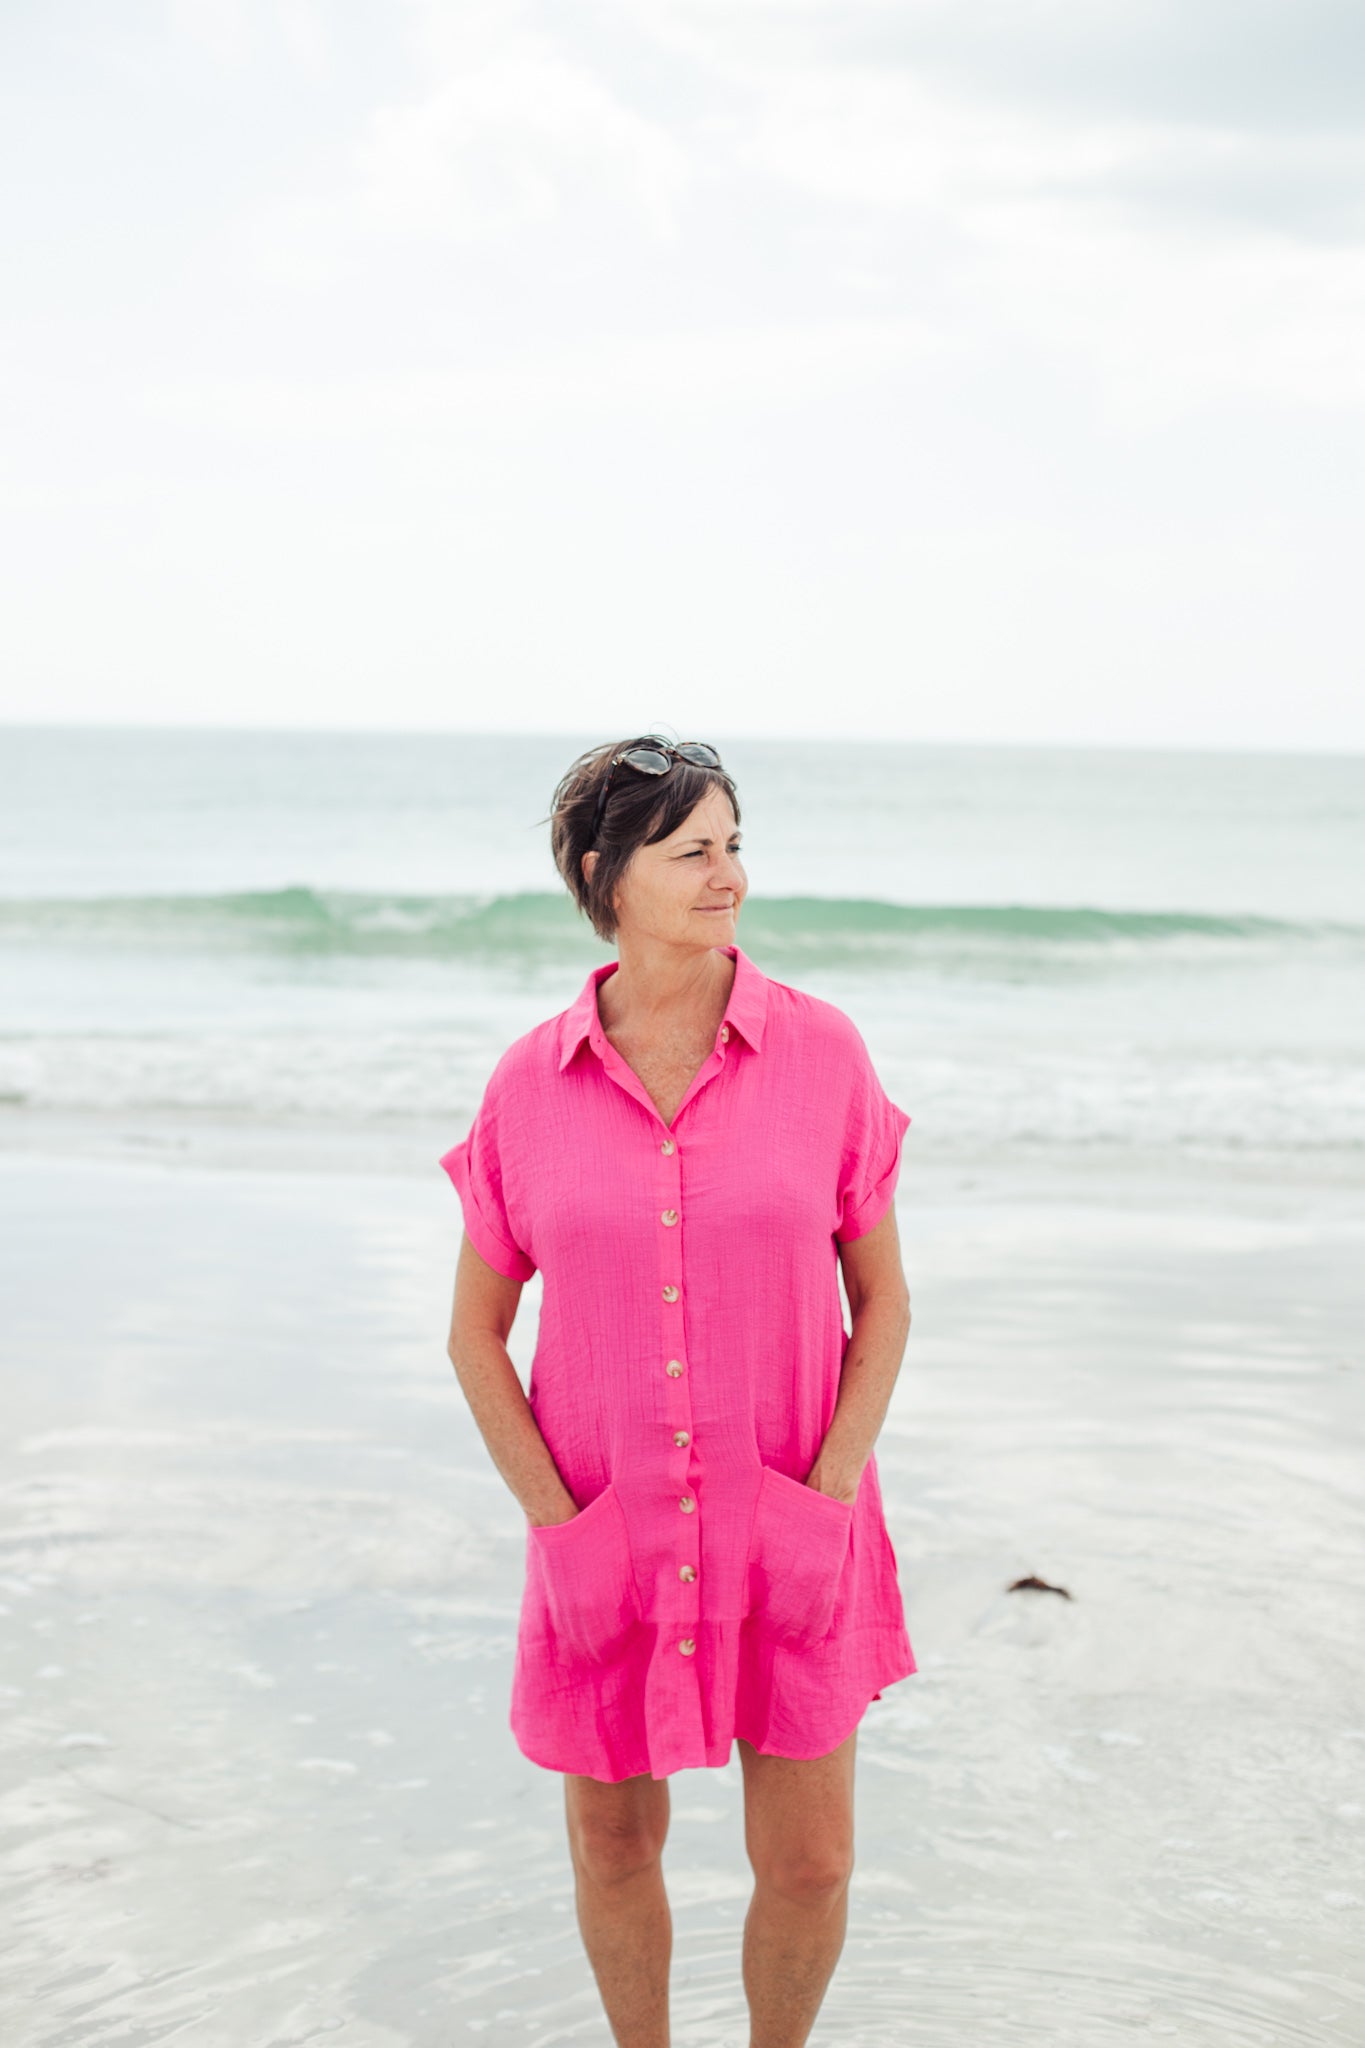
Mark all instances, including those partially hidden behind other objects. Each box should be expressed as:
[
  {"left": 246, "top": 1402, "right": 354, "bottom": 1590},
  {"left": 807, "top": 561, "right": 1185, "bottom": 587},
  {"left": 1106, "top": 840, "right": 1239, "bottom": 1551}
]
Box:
[{"left": 439, "top": 942, "right": 916, "bottom": 1782}]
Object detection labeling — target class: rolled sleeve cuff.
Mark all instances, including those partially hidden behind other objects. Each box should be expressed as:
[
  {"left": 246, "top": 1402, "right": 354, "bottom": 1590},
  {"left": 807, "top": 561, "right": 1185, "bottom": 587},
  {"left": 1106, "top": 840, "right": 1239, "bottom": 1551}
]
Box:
[
  {"left": 439, "top": 1141, "right": 537, "bottom": 1282},
  {"left": 834, "top": 1105, "right": 911, "bottom": 1244}
]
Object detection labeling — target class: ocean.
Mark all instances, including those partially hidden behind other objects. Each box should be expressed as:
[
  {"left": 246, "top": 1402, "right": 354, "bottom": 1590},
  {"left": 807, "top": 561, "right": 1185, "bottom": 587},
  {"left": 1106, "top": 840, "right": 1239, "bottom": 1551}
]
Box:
[
  {"left": 2, "top": 726, "right": 1363, "bottom": 1165},
  {"left": 2, "top": 724, "right": 1362, "bottom": 2046}
]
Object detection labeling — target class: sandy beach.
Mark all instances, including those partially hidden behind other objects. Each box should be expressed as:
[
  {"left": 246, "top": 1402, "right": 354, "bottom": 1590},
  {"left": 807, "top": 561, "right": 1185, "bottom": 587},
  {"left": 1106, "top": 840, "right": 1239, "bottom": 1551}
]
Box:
[{"left": 3, "top": 1118, "right": 1362, "bottom": 2045}]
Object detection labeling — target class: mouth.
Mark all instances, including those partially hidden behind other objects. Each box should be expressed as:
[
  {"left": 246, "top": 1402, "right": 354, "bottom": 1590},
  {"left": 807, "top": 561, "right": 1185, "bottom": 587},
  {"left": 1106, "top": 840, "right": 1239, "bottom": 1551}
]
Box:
[{"left": 696, "top": 904, "right": 735, "bottom": 913}]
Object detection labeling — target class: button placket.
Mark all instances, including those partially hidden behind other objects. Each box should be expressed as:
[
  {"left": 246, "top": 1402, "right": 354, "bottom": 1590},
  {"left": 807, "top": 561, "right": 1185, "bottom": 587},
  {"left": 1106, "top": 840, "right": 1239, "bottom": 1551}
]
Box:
[{"left": 657, "top": 1124, "right": 699, "bottom": 1646}]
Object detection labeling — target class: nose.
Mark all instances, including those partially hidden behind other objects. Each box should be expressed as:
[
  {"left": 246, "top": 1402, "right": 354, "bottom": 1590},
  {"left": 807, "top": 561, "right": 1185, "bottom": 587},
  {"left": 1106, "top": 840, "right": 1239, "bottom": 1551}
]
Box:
[{"left": 714, "top": 848, "right": 744, "bottom": 897}]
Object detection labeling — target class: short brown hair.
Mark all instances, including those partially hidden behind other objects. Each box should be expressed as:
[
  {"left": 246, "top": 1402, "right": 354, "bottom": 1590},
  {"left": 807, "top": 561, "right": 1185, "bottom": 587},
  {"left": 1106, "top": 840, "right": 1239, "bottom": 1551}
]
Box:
[{"left": 545, "top": 736, "right": 741, "bottom": 944}]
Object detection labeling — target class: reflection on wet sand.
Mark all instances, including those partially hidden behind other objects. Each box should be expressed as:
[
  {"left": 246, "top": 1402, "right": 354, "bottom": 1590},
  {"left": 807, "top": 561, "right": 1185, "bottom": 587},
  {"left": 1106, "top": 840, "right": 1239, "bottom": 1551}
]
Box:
[{"left": 1, "top": 1141, "right": 1362, "bottom": 2045}]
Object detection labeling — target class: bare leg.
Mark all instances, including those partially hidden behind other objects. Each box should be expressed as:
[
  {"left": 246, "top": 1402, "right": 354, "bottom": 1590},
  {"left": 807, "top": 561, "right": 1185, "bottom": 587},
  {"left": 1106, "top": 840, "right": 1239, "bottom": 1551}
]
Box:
[
  {"left": 563, "top": 1769, "right": 673, "bottom": 2048},
  {"left": 737, "top": 1727, "right": 858, "bottom": 2048}
]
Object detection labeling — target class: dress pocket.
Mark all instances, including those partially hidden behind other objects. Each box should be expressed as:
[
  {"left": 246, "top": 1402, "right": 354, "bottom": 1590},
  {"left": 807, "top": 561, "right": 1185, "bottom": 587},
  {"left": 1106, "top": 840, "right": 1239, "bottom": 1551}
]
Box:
[
  {"left": 529, "top": 1481, "right": 641, "bottom": 1664},
  {"left": 746, "top": 1464, "right": 855, "bottom": 1648}
]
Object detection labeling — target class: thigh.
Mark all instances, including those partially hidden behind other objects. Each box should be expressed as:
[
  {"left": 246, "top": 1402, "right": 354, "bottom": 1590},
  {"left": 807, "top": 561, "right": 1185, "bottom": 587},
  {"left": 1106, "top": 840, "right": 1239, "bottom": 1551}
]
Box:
[{"left": 737, "top": 1728, "right": 857, "bottom": 1882}]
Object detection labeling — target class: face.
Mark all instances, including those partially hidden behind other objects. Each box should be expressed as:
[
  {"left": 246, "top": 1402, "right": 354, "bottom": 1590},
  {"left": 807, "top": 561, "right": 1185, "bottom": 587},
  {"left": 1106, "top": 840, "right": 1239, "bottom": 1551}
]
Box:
[{"left": 588, "top": 785, "right": 747, "bottom": 950}]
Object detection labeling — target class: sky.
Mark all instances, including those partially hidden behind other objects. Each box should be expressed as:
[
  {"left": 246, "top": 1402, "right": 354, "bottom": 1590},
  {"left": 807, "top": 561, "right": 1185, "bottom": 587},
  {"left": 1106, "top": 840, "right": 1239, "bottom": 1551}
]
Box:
[{"left": 1, "top": 0, "right": 1362, "bottom": 750}]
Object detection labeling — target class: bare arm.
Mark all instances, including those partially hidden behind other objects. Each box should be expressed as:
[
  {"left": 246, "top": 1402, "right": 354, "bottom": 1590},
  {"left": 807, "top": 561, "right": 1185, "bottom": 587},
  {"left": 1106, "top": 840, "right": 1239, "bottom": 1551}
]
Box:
[
  {"left": 805, "top": 1203, "right": 911, "bottom": 1505},
  {"left": 446, "top": 1232, "right": 580, "bottom": 1528}
]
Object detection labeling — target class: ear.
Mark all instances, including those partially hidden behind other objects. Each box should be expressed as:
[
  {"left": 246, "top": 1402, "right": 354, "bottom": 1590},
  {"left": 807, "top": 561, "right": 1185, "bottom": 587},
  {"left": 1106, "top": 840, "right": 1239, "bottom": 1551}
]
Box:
[{"left": 581, "top": 848, "right": 597, "bottom": 885}]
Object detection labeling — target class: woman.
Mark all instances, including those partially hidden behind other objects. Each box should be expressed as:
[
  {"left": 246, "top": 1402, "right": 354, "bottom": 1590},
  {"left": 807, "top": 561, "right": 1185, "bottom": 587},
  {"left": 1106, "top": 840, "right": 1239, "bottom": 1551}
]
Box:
[{"left": 440, "top": 735, "right": 916, "bottom": 2047}]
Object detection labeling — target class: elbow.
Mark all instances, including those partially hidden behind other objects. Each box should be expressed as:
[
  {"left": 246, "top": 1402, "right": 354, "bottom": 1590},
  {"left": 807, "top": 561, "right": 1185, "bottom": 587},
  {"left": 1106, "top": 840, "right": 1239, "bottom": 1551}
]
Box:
[
  {"left": 447, "top": 1321, "right": 511, "bottom": 1379},
  {"left": 846, "top": 1278, "right": 911, "bottom": 1331}
]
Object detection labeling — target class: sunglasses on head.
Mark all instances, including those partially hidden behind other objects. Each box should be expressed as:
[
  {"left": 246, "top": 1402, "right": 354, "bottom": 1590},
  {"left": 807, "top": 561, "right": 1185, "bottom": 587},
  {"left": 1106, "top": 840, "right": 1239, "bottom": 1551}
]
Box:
[{"left": 589, "top": 740, "right": 724, "bottom": 844}]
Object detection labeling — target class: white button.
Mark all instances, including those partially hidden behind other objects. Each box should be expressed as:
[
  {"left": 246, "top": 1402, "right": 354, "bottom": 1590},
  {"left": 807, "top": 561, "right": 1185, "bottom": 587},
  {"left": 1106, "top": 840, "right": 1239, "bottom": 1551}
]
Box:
[
  {"left": 665, "top": 1360, "right": 683, "bottom": 1377},
  {"left": 679, "top": 1495, "right": 695, "bottom": 1513},
  {"left": 661, "top": 1209, "right": 678, "bottom": 1227},
  {"left": 673, "top": 1429, "right": 690, "bottom": 1447},
  {"left": 662, "top": 1284, "right": 679, "bottom": 1303},
  {"left": 679, "top": 1564, "right": 697, "bottom": 1582},
  {"left": 719, "top": 1025, "right": 730, "bottom": 1042},
  {"left": 661, "top": 1137, "right": 676, "bottom": 1154},
  {"left": 678, "top": 1637, "right": 696, "bottom": 1656}
]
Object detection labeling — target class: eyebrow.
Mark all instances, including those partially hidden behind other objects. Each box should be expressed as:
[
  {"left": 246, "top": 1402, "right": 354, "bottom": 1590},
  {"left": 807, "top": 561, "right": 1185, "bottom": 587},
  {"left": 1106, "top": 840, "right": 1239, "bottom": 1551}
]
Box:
[{"left": 678, "top": 832, "right": 743, "bottom": 847}]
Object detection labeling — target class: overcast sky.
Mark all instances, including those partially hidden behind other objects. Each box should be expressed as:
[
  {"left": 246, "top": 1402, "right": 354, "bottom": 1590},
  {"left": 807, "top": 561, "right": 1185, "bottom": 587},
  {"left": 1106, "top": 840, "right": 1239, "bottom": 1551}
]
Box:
[{"left": 2, "top": 0, "right": 1362, "bottom": 749}]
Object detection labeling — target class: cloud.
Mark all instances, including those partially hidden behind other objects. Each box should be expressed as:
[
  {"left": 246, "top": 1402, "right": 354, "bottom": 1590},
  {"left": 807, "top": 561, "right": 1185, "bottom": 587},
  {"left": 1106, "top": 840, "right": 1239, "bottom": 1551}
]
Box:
[
  {"left": 236, "top": 12, "right": 690, "bottom": 275},
  {"left": 738, "top": 63, "right": 1140, "bottom": 211},
  {"left": 652, "top": 0, "right": 1365, "bottom": 239},
  {"left": 1091, "top": 131, "right": 1365, "bottom": 245},
  {"left": 729, "top": 52, "right": 1365, "bottom": 244},
  {"left": 824, "top": 0, "right": 1365, "bottom": 137},
  {"left": 165, "top": 0, "right": 251, "bottom": 67},
  {"left": 356, "top": 37, "right": 688, "bottom": 238},
  {"left": 137, "top": 313, "right": 948, "bottom": 434},
  {"left": 965, "top": 212, "right": 1365, "bottom": 422}
]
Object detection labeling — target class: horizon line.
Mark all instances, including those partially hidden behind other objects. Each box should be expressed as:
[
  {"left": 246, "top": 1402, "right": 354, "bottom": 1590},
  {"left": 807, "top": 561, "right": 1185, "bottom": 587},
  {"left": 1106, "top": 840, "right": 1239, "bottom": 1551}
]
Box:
[{"left": 2, "top": 720, "right": 1363, "bottom": 764}]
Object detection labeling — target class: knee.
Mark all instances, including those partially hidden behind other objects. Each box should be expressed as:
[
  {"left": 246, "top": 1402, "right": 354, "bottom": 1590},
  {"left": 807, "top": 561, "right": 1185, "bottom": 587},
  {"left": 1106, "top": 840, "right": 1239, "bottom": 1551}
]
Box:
[
  {"left": 568, "top": 1811, "right": 667, "bottom": 1889},
  {"left": 754, "top": 1843, "right": 854, "bottom": 1905}
]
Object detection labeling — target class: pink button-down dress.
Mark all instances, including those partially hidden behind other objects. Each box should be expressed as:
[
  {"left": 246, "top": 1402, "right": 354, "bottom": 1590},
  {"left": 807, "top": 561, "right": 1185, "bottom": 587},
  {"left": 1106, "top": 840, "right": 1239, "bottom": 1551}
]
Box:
[{"left": 439, "top": 943, "right": 916, "bottom": 1782}]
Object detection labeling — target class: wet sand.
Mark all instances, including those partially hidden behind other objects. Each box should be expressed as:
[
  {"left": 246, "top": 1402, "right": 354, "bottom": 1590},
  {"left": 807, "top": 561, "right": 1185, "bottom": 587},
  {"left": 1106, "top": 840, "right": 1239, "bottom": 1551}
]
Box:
[{"left": 2, "top": 1125, "right": 1363, "bottom": 2045}]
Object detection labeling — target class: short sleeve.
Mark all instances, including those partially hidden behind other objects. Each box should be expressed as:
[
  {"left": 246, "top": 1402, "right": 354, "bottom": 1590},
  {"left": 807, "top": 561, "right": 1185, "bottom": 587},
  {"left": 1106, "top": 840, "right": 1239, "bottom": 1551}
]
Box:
[
  {"left": 834, "top": 1029, "right": 911, "bottom": 1244},
  {"left": 439, "top": 1077, "right": 537, "bottom": 1283}
]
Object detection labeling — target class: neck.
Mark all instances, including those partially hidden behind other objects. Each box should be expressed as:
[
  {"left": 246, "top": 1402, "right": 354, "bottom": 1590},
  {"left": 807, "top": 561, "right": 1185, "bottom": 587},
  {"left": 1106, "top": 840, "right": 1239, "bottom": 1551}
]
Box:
[{"left": 598, "top": 943, "right": 735, "bottom": 1036}]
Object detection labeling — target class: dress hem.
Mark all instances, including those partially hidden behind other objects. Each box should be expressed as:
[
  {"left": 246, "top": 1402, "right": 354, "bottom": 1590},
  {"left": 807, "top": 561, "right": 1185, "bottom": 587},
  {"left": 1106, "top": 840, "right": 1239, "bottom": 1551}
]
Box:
[{"left": 510, "top": 1642, "right": 917, "bottom": 1783}]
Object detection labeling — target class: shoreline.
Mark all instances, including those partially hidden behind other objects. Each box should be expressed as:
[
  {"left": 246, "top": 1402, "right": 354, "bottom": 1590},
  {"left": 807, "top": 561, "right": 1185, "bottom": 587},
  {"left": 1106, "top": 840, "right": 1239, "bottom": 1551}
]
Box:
[{"left": 4, "top": 1099, "right": 1362, "bottom": 1204}]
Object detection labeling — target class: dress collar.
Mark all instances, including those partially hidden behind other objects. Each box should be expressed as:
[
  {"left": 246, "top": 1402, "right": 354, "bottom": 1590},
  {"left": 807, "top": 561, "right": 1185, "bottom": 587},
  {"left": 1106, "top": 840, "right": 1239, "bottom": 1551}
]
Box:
[{"left": 557, "top": 942, "right": 769, "bottom": 1073}]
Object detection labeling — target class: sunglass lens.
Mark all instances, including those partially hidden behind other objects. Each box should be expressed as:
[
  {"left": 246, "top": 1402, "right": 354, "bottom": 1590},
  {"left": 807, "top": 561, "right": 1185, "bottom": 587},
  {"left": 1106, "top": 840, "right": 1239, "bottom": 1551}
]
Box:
[
  {"left": 676, "top": 744, "right": 721, "bottom": 766},
  {"left": 623, "top": 748, "right": 672, "bottom": 773}
]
